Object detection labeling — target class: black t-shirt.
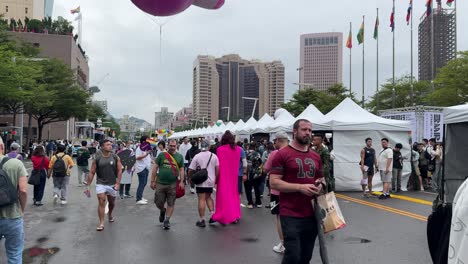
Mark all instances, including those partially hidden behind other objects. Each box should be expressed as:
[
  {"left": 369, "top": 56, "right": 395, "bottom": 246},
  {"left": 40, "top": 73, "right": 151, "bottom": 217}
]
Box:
[
  {"left": 393, "top": 150, "right": 403, "bottom": 169},
  {"left": 363, "top": 147, "right": 376, "bottom": 167}
]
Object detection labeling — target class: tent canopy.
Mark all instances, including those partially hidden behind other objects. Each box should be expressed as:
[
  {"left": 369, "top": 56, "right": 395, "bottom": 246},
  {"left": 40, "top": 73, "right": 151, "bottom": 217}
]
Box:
[
  {"left": 444, "top": 104, "right": 468, "bottom": 124},
  {"left": 324, "top": 98, "right": 410, "bottom": 131},
  {"left": 237, "top": 117, "right": 258, "bottom": 135},
  {"left": 268, "top": 108, "right": 295, "bottom": 133},
  {"left": 252, "top": 113, "right": 275, "bottom": 134}
]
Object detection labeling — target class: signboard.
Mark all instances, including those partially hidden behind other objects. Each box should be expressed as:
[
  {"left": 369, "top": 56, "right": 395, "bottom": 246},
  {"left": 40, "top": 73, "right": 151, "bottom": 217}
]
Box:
[
  {"left": 424, "top": 112, "right": 444, "bottom": 142},
  {"left": 381, "top": 112, "right": 418, "bottom": 142}
]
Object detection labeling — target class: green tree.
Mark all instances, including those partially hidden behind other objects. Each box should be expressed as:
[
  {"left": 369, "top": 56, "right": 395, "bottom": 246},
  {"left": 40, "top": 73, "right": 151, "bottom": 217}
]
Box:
[
  {"left": 282, "top": 83, "right": 358, "bottom": 116},
  {"left": 86, "top": 102, "right": 106, "bottom": 123},
  {"left": 428, "top": 51, "right": 468, "bottom": 106},
  {"left": 366, "top": 76, "right": 433, "bottom": 112}
]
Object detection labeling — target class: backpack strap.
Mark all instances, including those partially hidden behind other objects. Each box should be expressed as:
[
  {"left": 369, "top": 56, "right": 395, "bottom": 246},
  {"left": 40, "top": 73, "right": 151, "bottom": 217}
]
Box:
[
  {"left": 0, "top": 157, "right": 10, "bottom": 169},
  {"left": 206, "top": 153, "right": 213, "bottom": 168}
]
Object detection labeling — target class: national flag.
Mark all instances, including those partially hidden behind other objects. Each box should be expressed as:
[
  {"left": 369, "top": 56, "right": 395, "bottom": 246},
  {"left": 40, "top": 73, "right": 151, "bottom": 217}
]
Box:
[
  {"left": 357, "top": 21, "right": 364, "bottom": 45},
  {"left": 346, "top": 29, "right": 352, "bottom": 48},
  {"left": 373, "top": 15, "right": 379, "bottom": 40},
  {"left": 426, "top": 0, "right": 432, "bottom": 16},
  {"left": 390, "top": 9, "right": 395, "bottom": 32},
  {"left": 70, "top": 6, "right": 80, "bottom": 14},
  {"left": 406, "top": 0, "right": 413, "bottom": 25},
  {"left": 447, "top": 0, "right": 454, "bottom": 6}
]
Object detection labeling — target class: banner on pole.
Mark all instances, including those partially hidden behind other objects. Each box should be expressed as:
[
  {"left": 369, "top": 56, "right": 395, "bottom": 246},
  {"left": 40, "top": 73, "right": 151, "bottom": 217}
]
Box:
[{"left": 424, "top": 112, "right": 444, "bottom": 142}]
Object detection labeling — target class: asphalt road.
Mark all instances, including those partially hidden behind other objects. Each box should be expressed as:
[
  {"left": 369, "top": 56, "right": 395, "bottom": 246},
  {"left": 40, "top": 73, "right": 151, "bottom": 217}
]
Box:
[{"left": 0, "top": 160, "right": 435, "bottom": 264}]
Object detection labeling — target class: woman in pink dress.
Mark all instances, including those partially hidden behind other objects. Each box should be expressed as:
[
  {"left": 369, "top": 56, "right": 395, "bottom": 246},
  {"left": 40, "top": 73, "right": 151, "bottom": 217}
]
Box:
[{"left": 211, "top": 131, "right": 242, "bottom": 224}]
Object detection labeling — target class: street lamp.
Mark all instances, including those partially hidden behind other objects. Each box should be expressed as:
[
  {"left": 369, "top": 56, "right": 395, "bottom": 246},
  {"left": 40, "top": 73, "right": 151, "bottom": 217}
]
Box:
[
  {"left": 221, "top": 107, "right": 230, "bottom": 121},
  {"left": 297, "top": 67, "right": 303, "bottom": 89},
  {"left": 242, "top": 97, "right": 259, "bottom": 119}
]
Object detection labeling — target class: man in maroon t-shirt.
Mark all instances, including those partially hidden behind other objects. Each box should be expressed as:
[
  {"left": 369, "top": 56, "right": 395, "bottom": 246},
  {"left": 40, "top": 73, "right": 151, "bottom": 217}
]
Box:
[{"left": 270, "top": 119, "right": 324, "bottom": 264}]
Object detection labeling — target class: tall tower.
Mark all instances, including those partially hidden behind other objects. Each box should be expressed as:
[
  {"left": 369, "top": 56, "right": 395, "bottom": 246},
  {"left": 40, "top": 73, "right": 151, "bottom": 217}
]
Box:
[{"left": 299, "top": 32, "right": 343, "bottom": 91}]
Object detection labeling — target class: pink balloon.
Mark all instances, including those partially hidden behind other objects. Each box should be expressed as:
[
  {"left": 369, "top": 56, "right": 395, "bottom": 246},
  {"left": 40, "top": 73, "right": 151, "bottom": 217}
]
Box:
[{"left": 131, "top": 0, "right": 194, "bottom": 16}]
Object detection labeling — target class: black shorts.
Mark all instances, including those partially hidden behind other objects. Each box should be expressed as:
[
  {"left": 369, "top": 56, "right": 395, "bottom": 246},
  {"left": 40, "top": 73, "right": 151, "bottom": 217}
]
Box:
[
  {"left": 196, "top": 187, "right": 213, "bottom": 194},
  {"left": 270, "top": 194, "right": 280, "bottom": 215}
]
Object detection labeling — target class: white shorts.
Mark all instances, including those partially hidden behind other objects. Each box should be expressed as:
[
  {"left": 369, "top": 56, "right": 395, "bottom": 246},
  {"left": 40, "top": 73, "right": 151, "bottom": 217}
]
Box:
[{"left": 96, "top": 184, "right": 117, "bottom": 197}]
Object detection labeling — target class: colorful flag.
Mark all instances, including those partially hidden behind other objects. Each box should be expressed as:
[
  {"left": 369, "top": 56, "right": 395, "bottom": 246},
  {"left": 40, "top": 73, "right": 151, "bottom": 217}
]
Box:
[
  {"left": 70, "top": 6, "right": 80, "bottom": 14},
  {"left": 406, "top": 0, "right": 413, "bottom": 25},
  {"left": 447, "top": 0, "right": 454, "bottom": 6},
  {"left": 426, "top": 0, "right": 432, "bottom": 16},
  {"left": 373, "top": 15, "right": 379, "bottom": 40},
  {"left": 390, "top": 9, "right": 395, "bottom": 32},
  {"left": 357, "top": 21, "right": 364, "bottom": 45},
  {"left": 346, "top": 29, "right": 352, "bottom": 48}
]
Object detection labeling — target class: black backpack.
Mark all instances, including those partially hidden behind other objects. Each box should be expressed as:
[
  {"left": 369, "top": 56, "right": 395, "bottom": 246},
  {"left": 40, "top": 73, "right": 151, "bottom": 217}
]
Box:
[
  {"left": 0, "top": 157, "right": 18, "bottom": 207},
  {"left": 53, "top": 154, "right": 67, "bottom": 177},
  {"left": 77, "top": 149, "right": 88, "bottom": 165},
  {"left": 190, "top": 153, "right": 212, "bottom": 185},
  {"left": 247, "top": 151, "right": 262, "bottom": 180}
]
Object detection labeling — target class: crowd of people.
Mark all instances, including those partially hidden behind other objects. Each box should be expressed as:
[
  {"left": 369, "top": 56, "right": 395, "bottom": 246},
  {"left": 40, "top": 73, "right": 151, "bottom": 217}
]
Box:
[{"left": 0, "top": 118, "right": 448, "bottom": 264}]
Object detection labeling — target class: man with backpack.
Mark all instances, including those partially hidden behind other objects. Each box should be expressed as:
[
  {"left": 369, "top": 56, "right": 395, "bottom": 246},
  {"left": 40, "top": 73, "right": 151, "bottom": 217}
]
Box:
[
  {"left": 244, "top": 142, "right": 263, "bottom": 209},
  {"left": 0, "top": 136, "right": 28, "bottom": 264},
  {"left": 48, "top": 144, "right": 75, "bottom": 205},
  {"left": 86, "top": 139, "right": 123, "bottom": 231},
  {"left": 185, "top": 139, "right": 200, "bottom": 194},
  {"left": 77, "top": 141, "right": 91, "bottom": 186}
]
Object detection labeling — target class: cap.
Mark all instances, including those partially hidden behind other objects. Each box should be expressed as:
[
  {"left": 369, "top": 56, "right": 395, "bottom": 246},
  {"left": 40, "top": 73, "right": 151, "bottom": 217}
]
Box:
[
  {"left": 10, "top": 142, "right": 20, "bottom": 150},
  {"left": 274, "top": 131, "right": 289, "bottom": 140}
]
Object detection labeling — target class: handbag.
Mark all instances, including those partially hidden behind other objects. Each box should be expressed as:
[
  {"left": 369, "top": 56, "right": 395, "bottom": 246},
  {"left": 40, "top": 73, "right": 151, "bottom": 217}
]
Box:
[
  {"left": 314, "top": 190, "right": 346, "bottom": 233},
  {"left": 28, "top": 157, "right": 45, "bottom": 186},
  {"left": 190, "top": 153, "right": 212, "bottom": 185},
  {"left": 164, "top": 152, "right": 185, "bottom": 199}
]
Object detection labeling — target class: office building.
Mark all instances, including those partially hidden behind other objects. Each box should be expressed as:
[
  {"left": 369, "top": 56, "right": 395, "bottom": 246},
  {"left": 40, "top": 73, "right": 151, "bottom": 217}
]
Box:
[
  {"left": 0, "top": 0, "right": 52, "bottom": 21},
  {"left": 299, "top": 32, "right": 343, "bottom": 91},
  {"left": 155, "top": 107, "right": 174, "bottom": 129}
]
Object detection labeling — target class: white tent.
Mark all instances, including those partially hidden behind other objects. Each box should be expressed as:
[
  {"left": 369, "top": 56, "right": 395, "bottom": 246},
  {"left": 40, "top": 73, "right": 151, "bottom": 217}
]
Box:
[
  {"left": 325, "top": 98, "right": 411, "bottom": 191},
  {"left": 292, "top": 104, "right": 330, "bottom": 131},
  {"left": 443, "top": 104, "right": 468, "bottom": 202},
  {"left": 252, "top": 113, "right": 275, "bottom": 134},
  {"left": 231, "top": 120, "right": 245, "bottom": 134},
  {"left": 237, "top": 117, "right": 258, "bottom": 135},
  {"left": 268, "top": 108, "right": 295, "bottom": 133}
]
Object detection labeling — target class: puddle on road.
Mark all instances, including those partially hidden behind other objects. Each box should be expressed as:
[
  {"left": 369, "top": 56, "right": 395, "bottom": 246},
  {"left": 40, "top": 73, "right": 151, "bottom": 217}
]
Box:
[
  {"left": 343, "top": 237, "right": 372, "bottom": 244},
  {"left": 54, "top": 217, "right": 66, "bottom": 223},
  {"left": 240, "top": 237, "right": 259, "bottom": 243},
  {"left": 23, "top": 247, "right": 60, "bottom": 264}
]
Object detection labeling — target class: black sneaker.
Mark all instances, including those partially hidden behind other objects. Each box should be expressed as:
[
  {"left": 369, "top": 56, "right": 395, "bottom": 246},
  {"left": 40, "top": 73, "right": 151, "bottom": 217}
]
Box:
[
  {"left": 159, "top": 208, "right": 166, "bottom": 223},
  {"left": 196, "top": 220, "right": 206, "bottom": 228},
  {"left": 386, "top": 194, "right": 392, "bottom": 199},
  {"left": 208, "top": 217, "right": 216, "bottom": 225},
  {"left": 163, "top": 219, "right": 170, "bottom": 230},
  {"left": 378, "top": 194, "right": 387, "bottom": 200}
]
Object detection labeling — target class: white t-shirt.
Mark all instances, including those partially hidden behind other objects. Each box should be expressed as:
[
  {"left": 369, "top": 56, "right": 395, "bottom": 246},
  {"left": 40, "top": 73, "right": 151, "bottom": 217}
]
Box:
[
  {"left": 178, "top": 143, "right": 192, "bottom": 163},
  {"left": 135, "top": 147, "right": 152, "bottom": 173},
  {"left": 449, "top": 178, "right": 468, "bottom": 264},
  {"left": 189, "top": 151, "right": 219, "bottom": 188},
  {"left": 378, "top": 148, "right": 393, "bottom": 171}
]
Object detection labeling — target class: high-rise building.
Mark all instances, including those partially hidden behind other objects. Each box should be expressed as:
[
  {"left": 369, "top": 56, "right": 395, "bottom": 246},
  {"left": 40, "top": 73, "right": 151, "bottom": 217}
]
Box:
[
  {"left": 299, "top": 32, "right": 343, "bottom": 91},
  {"left": 418, "top": 7, "right": 456, "bottom": 81},
  {"left": 193, "top": 54, "right": 284, "bottom": 122},
  {"left": 0, "top": 0, "right": 50, "bottom": 21},
  {"left": 154, "top": 107, "right": 173, "bottom": 129}
]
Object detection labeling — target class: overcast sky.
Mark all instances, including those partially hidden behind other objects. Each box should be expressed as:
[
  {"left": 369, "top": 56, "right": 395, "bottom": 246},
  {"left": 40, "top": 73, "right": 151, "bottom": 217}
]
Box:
[{"left": 53, "top": 0, "right": 467, "bottom": 124}]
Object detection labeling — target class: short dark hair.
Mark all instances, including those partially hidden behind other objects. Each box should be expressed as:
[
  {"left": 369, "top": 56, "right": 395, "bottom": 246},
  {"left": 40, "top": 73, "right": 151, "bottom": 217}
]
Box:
[
  {"left": 313, "top": 134, "right": 323, "bottom": 140},
  {"left": 140, "top": 136, "right": 148, "bottom": 144},
  {"left": 168, "top": 139, "right": 177, "bottom": 145},
  {"left": 99, "top": 139, "right": 111, "bottom": 147},
  {"left": 429, "top": 138, "right": 436, "bottom": 143},
  {"left": 249, "top": 141, "right": 257, "bottom": 150},
  {"left": 293, "top": 119, "right": 312, "bottom": 130},
  {"left": 190, "top": 139, "right": 197, "bottom": 146},
  {"left": 182, "top": 136, "right": 188, "bottom": 140},
  {"left": 365, "top": 137, "right": 372, "bottom": 142},
  {"left": 57, "top": 144, "right": 66, "bottom": 152},
  {"left": 422, "top": 138, "right": 428, "bottom": 143},
  {"left": 158, "top": 141, "right": 166, "bottom": 148},
  {"left": 395, "top": 143, "right": 403, "bottom": 149},
  {"left": 81, "top": 140, "right": 87, "bottom": 147},
  {"left": 381, "top": 138, "right": 389, "bottom": 143}
]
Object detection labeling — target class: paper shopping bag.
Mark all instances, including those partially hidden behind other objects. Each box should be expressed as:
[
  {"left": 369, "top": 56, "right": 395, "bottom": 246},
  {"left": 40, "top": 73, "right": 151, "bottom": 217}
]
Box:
[{"left": 315, "top": 191, "right": 346, "bottom": 233}]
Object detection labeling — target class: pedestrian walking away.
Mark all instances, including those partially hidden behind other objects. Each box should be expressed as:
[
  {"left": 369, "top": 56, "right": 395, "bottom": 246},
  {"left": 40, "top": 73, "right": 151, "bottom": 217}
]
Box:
[
  {"left": 151, "top": 139, "right": 185, "bottom": 230},
  {"left": 188, "top": 139, "right": 219, "bottom": 227},
  {"left": 378, "top": 138, "right": 393, "bottom": 200},
  {"left": 30, "top": 146, "right": 50, "bottom": 206},
  {"left": 135, "top": 136, "right": 152, "bottom": 205},
  {"left": 178, "top": 137, "right": 192, "bottom": 192},
  {"left": 87, "top": 139, "right": 123, "bottom": 231},
  {"left": 0, "top": 136, "right": 28, "bottom": 264},
  {"left": 270, "top": 119, "right": 325, "bottom": 264},
  {"left": 185, "top": 139, "right": 200, "bottom": 194},
  {"left": 48, "top": 144, "right": 74, "bottom": 205},
  {"left": 76, "top": 140, "right": 91, "bottom": 186},
  {"left": 360, "top": 137, "right": 378, "bottom": 197}
]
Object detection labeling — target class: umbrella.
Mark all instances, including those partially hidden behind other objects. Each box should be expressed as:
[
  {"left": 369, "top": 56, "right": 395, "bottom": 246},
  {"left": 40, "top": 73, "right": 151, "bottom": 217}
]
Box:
[{"left": 117, "top": 149, "right": 136, "bottom": 170}]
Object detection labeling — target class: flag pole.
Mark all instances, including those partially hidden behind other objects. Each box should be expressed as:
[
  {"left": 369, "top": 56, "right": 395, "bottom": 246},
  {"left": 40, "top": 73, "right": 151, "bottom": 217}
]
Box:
[
  {"left": 430, "top": 0, "right": 435, "bottom": 88},
  {"left": 362, "top": 15, "right": 365, "bottom": 107},
  {"left": 454, "top": 0, "right": 457, "bottom": 53},
  {"left": 392, "top": 0, "right": 396, "bottom": 108},
  {"left": 410, "top": 1, "right": 414, "bottom": 106},
  {"left": 349, "top": 22, "right": 352, "bottom": 97},
  {"left": 376, "top": 8, "right": 379, "bottom": 110}
]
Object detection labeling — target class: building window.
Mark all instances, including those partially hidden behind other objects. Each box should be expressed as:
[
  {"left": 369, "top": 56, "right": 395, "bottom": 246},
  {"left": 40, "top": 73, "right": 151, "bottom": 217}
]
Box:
[
  {"left": 25, "top": 7, "right": 28, "bottom": 14},
  {"left": 5, "top": 6, "right": 8, "bottom": 12}
]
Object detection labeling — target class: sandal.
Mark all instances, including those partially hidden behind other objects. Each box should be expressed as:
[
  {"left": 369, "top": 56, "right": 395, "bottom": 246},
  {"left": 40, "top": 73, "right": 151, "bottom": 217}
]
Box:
[
  {"left": 109, "top": 216, "right": 115, "bottom": 223},
  {"left": 96, "top": 225, "right": 104, "bottom": 231}
]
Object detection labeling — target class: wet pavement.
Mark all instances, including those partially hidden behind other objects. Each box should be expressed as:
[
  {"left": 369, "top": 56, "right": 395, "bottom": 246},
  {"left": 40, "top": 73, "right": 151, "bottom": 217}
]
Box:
[{"left": 0, "top": 160, "right": 435, "bottom": 264}]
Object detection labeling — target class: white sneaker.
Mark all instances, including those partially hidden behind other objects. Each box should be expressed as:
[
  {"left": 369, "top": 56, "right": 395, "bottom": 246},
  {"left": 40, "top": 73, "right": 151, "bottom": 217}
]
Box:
[
  {"left": 142, "top": 198, "right": 148, "bottom": 202},
  {"left": 136, "top": 200, "right": 148, "bottom": 205},
  {"left": 273, "top": 242, "right": 285, "bottom": 254},
  {"left": 53, "top": 194, "right": 59, "bottom": 203},
  {"left": 60, "top": 200, "right": 68, "bottom": 205},
  {"left": 240, "top": 203, "right": 246, "bottom": 208},
  {"left": 190, "top": 187, "right": 196, "bottom": 194}
]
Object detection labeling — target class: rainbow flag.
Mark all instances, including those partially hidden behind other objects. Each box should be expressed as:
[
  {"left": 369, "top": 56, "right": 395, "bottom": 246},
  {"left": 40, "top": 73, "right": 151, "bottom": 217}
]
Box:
[
  {"left": 426, "top": 0, "right": 432, "bottom": 16},
  {"left": 346, "top": 29, "right": 352, "bottom": 49},
  {"left": 357, "top": 21, "right": 364, "bottom": 45},
  {"left": 373, "top": 15, "right": 379, "bottom": 40},
  {"left": 406, "top": 0, "right": 412, "bottom": 25},
  {"left": 70, "top": 6, "right": 80, "bottom": 14},
  {"left": 146, "top": 138, "right": 158, "bottom": 147},
  {"left": 390, "top": 8, "right": 395, "bottom": 32}
]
